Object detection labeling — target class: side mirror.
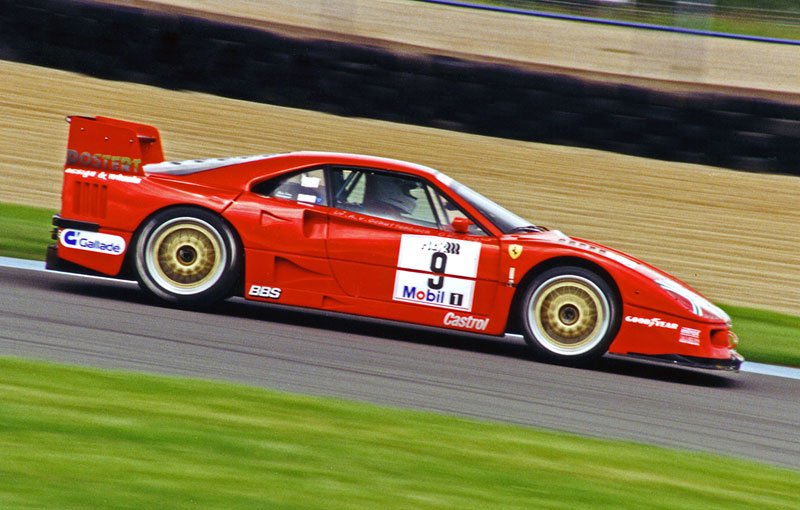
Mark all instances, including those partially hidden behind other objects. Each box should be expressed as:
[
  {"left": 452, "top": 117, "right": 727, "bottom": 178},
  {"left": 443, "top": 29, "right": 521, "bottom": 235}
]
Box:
[{"left": 451, "top": 217, "right": 473, "bottom": 234}]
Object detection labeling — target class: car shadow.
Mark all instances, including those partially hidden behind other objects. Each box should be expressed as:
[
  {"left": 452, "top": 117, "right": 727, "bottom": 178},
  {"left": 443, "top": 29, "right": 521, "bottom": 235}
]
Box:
[
  {"left": 52, "top": 277, "right": 740, "bottom": 389},
  {"left": 213, "top": 298, "right": 743, "bottom": 389}
]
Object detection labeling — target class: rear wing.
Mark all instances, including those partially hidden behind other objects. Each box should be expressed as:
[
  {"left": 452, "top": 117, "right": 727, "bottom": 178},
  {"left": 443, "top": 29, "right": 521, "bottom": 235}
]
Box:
[{"left": 64, "top": 116, "right": 164, "bottom": 175}]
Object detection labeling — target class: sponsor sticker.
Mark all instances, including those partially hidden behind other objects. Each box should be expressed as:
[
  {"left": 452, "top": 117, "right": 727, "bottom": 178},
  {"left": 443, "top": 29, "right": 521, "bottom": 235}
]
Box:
[
  {"left": 393, "top": 235, "right": 482, "bottom": 311},
  {"left": 624, "top": 316, "right": 679, "bottom": 330},
  {"left": 443, "top": 312, "right": 489, "bottom": 331},
  {"left": 300, "top": 175, "right": 321, "bottom": 189},
  {"left": 396, "top": 235, "right": 481, "bottom": 278},
  {"left": 679, "top": 327, "right": 702, "bottom": 346},
  {"left": 247, "top": 285, "right": 282, "bottom": 299},
  {"left": 297, "top": 193, "right": 318, "bottom": 204},
  {"left": 64, "top": 167, "right": 142, "bottom": 184},
  {"left": 66, "top": 149, "right": 142, "bottom": 174},
  {"left": 393, "top": 270, "right": 474, "bottom": 311},
  {"left": 60, "top": 229, "right": 126, "bottom": 255}
]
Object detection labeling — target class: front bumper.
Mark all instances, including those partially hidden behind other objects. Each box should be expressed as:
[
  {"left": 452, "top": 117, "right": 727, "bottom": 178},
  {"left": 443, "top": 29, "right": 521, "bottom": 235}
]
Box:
[{"left": 622, "top": 351, "right": 744, "bottom": 372}]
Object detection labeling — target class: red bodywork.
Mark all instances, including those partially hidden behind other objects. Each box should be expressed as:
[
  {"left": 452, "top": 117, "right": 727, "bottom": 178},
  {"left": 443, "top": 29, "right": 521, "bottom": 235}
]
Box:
[{"left": 48, "top": 116, "right": 741, "bottom": 370}]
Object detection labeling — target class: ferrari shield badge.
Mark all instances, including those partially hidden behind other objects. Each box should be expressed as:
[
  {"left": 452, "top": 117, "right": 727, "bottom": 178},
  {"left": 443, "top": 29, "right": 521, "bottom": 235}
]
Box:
[{"left": 508, "top": 244, "right": 523, "bottom": 260}]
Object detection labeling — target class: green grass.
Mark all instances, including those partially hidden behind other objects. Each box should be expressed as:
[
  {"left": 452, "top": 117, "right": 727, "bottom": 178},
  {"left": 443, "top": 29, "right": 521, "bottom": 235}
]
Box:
[
  {"left": 0, "top": 356, "right": 798, "bottom": 509},
  {"left": 721, "top": 304, "right": 800, "bottom": 367},
  {"left": 451, "top": 0, "right": 800, "bottom": 41},
  {"left": 0, "top": 202, "right": 56, "bottom": 260},
  {"left": 1, "top": 201, "right": 798, "bottom": 367}
]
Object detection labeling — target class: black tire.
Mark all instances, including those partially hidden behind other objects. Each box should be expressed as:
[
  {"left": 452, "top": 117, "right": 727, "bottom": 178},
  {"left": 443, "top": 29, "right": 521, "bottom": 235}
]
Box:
[
  {"left": 133, "top": 207, "right": 241, "bottom": 308},
  {"left": 519, "top": 266, "right": 620, "bottom": 366}
]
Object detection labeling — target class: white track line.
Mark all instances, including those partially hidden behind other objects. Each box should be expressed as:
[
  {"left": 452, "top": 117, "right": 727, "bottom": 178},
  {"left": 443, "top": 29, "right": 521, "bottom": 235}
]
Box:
[{"left": 2, "top": 256, "right": 798, "bottom": 381}]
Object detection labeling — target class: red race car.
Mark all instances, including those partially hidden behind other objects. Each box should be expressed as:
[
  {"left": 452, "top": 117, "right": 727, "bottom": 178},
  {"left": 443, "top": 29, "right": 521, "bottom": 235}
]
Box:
[{"left": 47, "top": 116, "right": 742, "bottom": 369}]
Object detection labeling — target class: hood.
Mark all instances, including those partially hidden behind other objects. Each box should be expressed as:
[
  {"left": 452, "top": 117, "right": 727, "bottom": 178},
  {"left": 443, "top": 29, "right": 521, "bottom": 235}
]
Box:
[{"left": 511, "top": 230, "right": 731, "bottom": 324}]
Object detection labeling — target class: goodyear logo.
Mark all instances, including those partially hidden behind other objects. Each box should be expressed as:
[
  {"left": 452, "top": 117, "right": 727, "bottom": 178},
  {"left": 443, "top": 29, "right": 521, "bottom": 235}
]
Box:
[{"left": 60, "top": 229, "right": 126, "bottom": 255}]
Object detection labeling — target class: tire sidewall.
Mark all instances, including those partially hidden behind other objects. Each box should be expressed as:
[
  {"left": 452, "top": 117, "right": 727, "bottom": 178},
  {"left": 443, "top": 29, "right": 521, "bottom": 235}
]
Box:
[
  {"left": 134, "top": 207, "right": 241, "bottom": 307},
  {"left": 520, "top": 266, "right": 620, "bottom": 365}
]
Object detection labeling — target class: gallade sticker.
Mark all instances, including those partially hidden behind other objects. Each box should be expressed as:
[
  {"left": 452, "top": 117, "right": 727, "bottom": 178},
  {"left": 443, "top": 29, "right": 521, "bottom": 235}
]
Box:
[{"left": 60, "top": 229, "right": 126, "bottom": 255}]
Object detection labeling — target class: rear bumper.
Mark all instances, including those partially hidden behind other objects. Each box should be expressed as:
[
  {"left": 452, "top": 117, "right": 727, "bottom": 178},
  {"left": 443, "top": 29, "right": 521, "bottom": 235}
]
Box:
[
  {"left": 46, "top": 243, "right": 108, "bottom": 277},
  {"left": 46, "top": 214, "right": 111, "bottom": 278},
  {"left": 621, "top": 351, "right": 744, "bottom": 372}
]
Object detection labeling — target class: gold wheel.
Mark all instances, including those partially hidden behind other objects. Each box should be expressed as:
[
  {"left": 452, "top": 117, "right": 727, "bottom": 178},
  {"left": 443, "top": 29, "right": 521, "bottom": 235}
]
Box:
[
  {"left": 526, "top": 274, "right": 611, "bottom": 357},
  {"left": 144, "top": 218, "right": 226, "bottom": 295}
]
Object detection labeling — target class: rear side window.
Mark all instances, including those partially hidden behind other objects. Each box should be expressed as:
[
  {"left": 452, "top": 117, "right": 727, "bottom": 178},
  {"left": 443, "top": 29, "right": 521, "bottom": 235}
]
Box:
[{"left": 252, "top": 168, "right": 327, "bottom": 206}]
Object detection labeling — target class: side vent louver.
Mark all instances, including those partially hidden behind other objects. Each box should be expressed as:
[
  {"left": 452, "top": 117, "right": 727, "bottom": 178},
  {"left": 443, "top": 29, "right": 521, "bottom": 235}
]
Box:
[{"left": 72, "top": 181, "right": 108, "bottom": 218}]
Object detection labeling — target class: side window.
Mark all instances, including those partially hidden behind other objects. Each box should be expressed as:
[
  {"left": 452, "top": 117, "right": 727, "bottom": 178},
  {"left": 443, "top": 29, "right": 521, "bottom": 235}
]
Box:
[
  {"left": 331, "top": 168, "right": 433, "bottom": 227},
  {"left": 330, "top": 167, "right": 487, "bottom": 235},
  {"left": 426, "top": 183, "right": 488, "bottom": 236},
  {"left": 331, "top": 168, "right": 366, "bottom": 211},
  {"left": 252, "top": 168, "right": 327, "bottom": 206}
]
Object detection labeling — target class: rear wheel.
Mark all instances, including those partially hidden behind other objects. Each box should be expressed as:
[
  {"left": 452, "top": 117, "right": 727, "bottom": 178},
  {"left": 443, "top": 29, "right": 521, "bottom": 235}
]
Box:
[
  {"left": 134, "top": 207, "right": 241, "bottom": 307},
  {"left": 520, "top": 266, "right": 619, "bottom": 365}
]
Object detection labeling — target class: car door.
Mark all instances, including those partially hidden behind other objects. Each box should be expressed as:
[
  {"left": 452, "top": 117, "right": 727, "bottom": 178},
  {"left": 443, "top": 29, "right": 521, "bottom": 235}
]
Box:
[
  {"left": 325, "top": 166, "right": 500, "bottom": 327},
  {"left": 224, "top": 167, "right": 344, "bottom": 307}
]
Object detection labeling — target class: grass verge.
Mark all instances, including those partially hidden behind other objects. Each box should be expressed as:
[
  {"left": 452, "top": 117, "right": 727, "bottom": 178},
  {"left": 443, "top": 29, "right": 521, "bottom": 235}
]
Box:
[
  {"left": 0, "top": 356, "right": 798, "bottom": 510},
  {"left": 0, "top": 202, "right": 55, "bottom": 260},
  {"left": 721, "top": 304, "right": 800, "bottom": 367},
  {"left": 466, "top": 0, "right": 800, "bottom": 40},
  {"left": 1, "top": 201, "right": 797, "bottom": 367}
]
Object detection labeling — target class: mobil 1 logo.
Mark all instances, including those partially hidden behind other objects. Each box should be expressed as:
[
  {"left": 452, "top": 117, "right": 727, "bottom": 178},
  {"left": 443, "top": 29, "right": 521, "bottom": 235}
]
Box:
[{"left": 392, "top": 235, "right": 481, "bottom": 312}]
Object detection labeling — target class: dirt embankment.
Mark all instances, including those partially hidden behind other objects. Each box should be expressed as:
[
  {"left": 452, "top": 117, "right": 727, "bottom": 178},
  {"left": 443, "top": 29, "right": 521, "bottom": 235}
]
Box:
[{"left": 1, "top": 60, "right": 798, "bottom": 315}]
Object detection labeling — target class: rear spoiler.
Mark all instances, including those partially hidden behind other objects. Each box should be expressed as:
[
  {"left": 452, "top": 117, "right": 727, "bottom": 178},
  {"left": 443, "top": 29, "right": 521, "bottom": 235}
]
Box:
[{"left": 64, "top": 116, "right": 164, "bottom": 175}]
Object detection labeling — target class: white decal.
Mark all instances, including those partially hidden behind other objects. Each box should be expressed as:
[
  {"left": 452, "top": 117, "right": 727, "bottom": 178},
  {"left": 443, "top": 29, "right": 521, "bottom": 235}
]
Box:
[
  {"left": 64, "top": 167, "right": 142, "bottom": 184},
  {"left": 297, "top": 193, "right": 318, "bottom": 204},
  {"left": 443, "top": 312, "right": 489, "bottom": 331},
  {"left": 396, "top": 235, "right": 481, "bottom": 278},
  {"left": 248, "top": 285, "right": 282, "bottom": 299},
  {"left": 393, "top": 270, "right": 474, "bottom": 311},
  {"left": 60, "top": 229, "right": 126, "bottom": 255},
  {"left": 393, "top": 235, "right": 482, "bottom": 311},
  {"left": 679, "top": 327, "right": 702, "bottom": 346},
  {"left": 624, "top": 316, "right": 679, "bottom": 330},
  {"left": 106, "top": 172, "right": 142, "bottom": 184},
  {"left": 300, "top": 175, "right": 321, "bottom": 188}
]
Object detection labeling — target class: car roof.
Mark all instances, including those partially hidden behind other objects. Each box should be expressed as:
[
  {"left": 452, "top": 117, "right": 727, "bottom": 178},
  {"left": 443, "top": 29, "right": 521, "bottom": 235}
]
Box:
[{"left": 144, "top": 151, "right": 444, "bottom": 185}]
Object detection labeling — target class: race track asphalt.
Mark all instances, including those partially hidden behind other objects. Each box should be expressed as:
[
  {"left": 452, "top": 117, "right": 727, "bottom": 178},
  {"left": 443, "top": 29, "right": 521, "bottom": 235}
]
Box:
[{"left": 1, "top": 266, "right": 798, "bottom": 469}]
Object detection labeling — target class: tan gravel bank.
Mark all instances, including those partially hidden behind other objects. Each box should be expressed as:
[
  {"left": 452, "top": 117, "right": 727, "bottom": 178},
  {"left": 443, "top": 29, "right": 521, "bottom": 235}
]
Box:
[{"left": 1, "top": 61, "right": 798, "bottom": 315}]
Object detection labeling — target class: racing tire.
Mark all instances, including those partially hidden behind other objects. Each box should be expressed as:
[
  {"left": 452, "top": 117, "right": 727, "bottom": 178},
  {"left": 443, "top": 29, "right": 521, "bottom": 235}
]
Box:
[
  {"left": 520, "top": 266, "right": 620, "bottom": 366},
  {"left": 133, "top": 207, "right": 241, "bottom": 308}
]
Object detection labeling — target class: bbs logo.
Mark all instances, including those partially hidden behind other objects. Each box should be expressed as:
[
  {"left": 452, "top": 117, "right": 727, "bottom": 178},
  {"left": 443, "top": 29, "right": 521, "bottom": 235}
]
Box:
[{"left": 248, "top": 285, "right": 282, "bottom": 299}]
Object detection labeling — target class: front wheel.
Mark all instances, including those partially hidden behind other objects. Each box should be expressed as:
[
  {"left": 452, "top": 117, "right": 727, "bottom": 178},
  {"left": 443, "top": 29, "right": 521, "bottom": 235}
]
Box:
[
  {"left": 133, "top": 207, "right": 241, "bottom": 308},
  {"left": 520, "top": 266, "right": 620, "bottom": 365}
]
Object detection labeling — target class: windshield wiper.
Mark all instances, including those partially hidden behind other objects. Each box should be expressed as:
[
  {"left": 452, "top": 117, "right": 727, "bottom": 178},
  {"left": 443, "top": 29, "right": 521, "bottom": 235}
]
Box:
[{"left": 509, "top": 225, "right": 547, "bottom": 233}]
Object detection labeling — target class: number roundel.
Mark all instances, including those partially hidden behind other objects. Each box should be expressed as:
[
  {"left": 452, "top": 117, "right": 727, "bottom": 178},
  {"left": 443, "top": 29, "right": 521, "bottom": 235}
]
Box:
[{"left": 393, "top": 235, "right": 481, "bottom": 312}]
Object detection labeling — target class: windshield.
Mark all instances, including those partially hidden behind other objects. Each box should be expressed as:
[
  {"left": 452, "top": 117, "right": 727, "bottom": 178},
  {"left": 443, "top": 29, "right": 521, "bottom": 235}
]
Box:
[{"left": 436, "top": 173, "right": 536, "bottom": 234}]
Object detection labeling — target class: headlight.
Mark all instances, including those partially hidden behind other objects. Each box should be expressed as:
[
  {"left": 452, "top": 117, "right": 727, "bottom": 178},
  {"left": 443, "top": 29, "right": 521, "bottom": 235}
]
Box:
[{"left": 655, "top": 277, "right": 730, "bottom": 323}]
